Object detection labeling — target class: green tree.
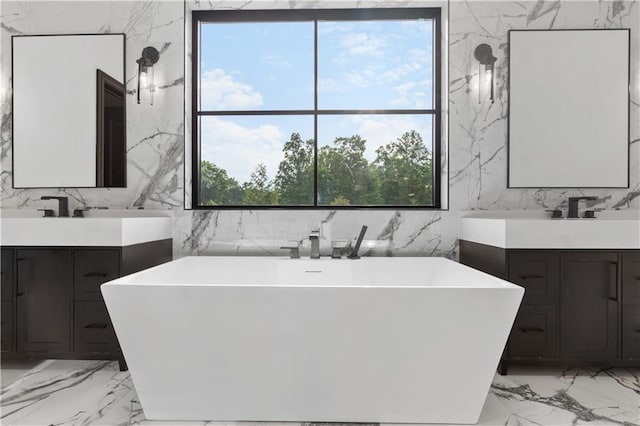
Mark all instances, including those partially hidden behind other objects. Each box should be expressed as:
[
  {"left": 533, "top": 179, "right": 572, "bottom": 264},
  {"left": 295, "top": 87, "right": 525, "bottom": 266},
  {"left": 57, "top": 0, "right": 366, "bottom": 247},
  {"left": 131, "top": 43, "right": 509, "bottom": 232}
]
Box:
[
  {"left": 274, "top": 133, "right": 314, "bottom": 205},
  {"left": 318, "top": 135, "right": 381, "bottom": 205},
  {"left": 200, "top": 160, "right": 243, "bottom": 205},
  {"left": 373, "top": 130, "right": 433, "bottom": 205},
  {"left": 242, "top": 163, "right": 278, "bottom": 205}
]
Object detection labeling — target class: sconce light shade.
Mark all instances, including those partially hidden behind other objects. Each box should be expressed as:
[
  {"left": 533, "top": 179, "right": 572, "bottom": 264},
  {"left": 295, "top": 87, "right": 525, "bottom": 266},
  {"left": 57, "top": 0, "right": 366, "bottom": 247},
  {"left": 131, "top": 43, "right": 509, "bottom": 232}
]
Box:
[
  {"left": 474, "top": 43, "right": 497, "bottom": 104},
  {"left": 136, "top": 46, "right": 160, "bottom": 105}
]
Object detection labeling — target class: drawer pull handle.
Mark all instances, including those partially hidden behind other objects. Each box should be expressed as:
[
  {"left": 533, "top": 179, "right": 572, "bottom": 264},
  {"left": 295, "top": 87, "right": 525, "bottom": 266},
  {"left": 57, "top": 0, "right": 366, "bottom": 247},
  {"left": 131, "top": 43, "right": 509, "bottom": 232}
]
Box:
[
  {"left": 519, "top": 275, "right": 545, "bottom": 280},
  {"left": 84, "top": 272, "right": 108, "bottom": 278},
  {"left": 84, "top": 323, "right": 108, "bottom": 329},
  {"left": 16, "top": 292, "right": 24, "bottom": 296},
  {"left": 519, "top": 327, "right": 545, "bottom": 333}
]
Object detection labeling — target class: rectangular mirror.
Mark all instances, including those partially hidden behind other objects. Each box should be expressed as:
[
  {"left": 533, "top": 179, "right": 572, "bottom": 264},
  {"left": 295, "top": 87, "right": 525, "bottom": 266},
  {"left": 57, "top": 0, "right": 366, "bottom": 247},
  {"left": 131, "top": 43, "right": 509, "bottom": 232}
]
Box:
[
  {"left": 508, "top": 29, "right": 629, "bottom": 188},
  {"left": 12, "top": 34, "right": 126, "bottom": 188}
]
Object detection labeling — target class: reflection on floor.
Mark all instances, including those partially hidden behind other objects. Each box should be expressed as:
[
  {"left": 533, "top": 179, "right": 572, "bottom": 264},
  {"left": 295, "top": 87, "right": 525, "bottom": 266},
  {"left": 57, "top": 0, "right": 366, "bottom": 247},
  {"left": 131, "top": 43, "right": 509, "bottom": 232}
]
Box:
[{"left": 0, "top": 360, "right": 638, "bottom": 425}]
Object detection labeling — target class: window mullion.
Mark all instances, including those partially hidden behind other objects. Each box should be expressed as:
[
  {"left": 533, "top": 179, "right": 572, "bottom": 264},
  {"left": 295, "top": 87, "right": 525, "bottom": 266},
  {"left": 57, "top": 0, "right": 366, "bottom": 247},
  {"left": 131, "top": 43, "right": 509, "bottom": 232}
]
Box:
[{"left": 313, "top": 19, "right": 318, "bottom": 207}]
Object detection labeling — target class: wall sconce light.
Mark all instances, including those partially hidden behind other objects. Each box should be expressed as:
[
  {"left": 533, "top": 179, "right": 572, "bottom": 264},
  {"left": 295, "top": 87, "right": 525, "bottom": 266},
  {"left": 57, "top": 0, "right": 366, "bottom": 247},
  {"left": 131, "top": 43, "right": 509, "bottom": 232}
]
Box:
[
  {"left": 136, "top": 46, "right": 160, "bottom": 105},
  {"left": 474, "top": 43, "right": 497, "bottom": 104}
]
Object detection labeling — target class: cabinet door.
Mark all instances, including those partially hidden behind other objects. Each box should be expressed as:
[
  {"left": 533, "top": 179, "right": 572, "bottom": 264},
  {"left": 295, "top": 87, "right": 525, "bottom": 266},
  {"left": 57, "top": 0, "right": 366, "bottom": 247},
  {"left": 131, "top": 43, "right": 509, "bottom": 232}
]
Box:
[
  {"left": 1, "top": 249, "right": 14, "bottom": 300},
  {"left": 560, "top": 252, "right": 618, "bottom": 359},
  {"left": 622, "top": 252, "right": 640, "bottom": 305},
  {"left": 508, "top": 251, "right": 559, "bottom": 305},
  {"left": 16, "top": 249, "right": 72, "bottom": 353},
  {"left": 1, "top": 249, "right": 15, "bottom": 351},
  {"left": 1, "top": 300, "right": 14, "bottom": 352}
]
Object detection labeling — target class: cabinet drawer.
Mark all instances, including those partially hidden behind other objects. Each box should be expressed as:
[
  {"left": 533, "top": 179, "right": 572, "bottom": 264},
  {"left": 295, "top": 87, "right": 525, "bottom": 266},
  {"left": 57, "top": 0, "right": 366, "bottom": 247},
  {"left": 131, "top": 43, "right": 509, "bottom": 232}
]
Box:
[
  {"left": 1, "top": 249, "right": 14, "bottom": 300},
  {"left": 622, "top": 306, "right": 640, "bottom": 359},
  {"left": 74, "top": 301, "right": 118, "bottom": 353},
  {"left": 622, "top": 252, "right": 640, "bottom": 305},
  {"left": 508, "top": 305, "right": 557, "bottom": 359},
  {"left": 1, "top": 300, "right": 14, "bottom": 352},
  {"left": 74, "top": 249, "right": 120, "bottom": 301},
  {"left": 508, "top": 251, "right": 559, "bottom": 305}
]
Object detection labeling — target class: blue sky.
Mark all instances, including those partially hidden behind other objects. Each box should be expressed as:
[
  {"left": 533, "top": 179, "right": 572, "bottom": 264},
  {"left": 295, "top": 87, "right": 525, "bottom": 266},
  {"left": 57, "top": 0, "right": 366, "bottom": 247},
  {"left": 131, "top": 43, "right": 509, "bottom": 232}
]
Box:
[{"left": 200, "top": 19, "right": 433, "bottom": 183}]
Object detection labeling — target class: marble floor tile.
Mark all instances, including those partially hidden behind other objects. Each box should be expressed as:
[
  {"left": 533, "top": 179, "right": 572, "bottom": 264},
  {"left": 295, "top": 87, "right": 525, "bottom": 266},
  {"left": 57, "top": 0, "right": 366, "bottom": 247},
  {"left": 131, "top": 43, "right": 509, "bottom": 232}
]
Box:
[
  {"left": 1, "top": 360, "right": 638, "bottom": 426},
  {"left": 0, "top": 359, "right": 45, "bottom": 388},
  {"left": 489, "top": 367, "right": 640, "bottom": 426}
]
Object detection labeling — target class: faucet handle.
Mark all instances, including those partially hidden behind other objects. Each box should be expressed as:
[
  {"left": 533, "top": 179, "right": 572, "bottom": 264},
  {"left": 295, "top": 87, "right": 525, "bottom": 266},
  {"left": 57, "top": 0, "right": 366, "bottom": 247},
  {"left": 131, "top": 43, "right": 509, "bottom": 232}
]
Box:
[
  {"left": 280, "top": 241, "right": 301, "bottom": 259},
  {"left": 331, "top": 240, "right": 348, "bottom": 259},
  {"left": 545, "top": 209, "right": 563, "bottom": 219},
  {"left": 73, "top": 208, "right": 89, "bottom": 218},
  {"left": 37, "top": 208, "right": 55, "bottom": 218}
]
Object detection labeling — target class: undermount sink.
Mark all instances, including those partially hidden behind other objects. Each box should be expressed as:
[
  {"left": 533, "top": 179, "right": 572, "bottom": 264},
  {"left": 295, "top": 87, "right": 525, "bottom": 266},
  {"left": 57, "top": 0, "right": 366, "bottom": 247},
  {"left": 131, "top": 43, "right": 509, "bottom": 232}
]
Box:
[
  {"left": 459, "top": 210, "right": 640, "bottom": 249},
  {"left": 0, "top": 209, "right": 172, "bottom": 246}
]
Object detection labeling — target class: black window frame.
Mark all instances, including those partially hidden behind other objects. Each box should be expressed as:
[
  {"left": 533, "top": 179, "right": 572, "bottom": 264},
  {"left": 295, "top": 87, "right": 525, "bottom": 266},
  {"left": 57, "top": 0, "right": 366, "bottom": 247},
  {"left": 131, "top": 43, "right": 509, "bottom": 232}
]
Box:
[{"left": 192, "top": 8, "right": 442, "bottom": 209}]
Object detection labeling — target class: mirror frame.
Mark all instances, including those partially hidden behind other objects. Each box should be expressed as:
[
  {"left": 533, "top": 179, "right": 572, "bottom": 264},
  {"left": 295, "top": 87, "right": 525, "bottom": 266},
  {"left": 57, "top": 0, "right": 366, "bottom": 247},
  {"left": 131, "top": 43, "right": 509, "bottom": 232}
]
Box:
[{"left": 11, "top": 33, "right": 126, "bottom": 189}]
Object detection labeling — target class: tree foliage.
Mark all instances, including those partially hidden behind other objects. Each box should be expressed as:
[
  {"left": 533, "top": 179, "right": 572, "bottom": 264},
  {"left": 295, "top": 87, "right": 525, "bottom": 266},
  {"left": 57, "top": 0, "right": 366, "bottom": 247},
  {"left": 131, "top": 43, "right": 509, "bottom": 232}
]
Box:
[
  {"left": 273, "top": 133, "right": 314, "bottom": 205},
  {"left": 200, "top": 160, "right": 242, "bottom": 205},
  {"left": 242, "top": 163, "right": 278, "bottom": 205},
  {"left": 200, "top": 130, "right": 433, "bottom": 206},
  {"left": 318, "top": 135, "right": 381, "bottom": 205},
  {"left": 374, "top": 130, "right": 433, "bottom": 205}
]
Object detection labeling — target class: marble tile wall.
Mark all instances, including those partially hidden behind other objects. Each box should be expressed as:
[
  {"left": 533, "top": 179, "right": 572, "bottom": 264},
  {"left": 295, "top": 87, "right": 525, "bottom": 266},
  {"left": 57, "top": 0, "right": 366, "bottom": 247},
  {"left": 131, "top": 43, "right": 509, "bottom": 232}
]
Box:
[
  {"left": 0, "top": 1, "right": 185, "bottom": 210},
  {"left": 1, "top": 1, "right": 638, "bottom": 259}
]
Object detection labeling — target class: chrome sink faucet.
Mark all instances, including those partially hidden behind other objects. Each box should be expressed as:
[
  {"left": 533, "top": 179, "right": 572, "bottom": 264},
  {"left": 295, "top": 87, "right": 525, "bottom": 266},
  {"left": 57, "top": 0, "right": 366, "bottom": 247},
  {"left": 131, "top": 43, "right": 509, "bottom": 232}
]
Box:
[
  {"left": 40, "top": 196, "right": 69, "bottom": 217},
  {"left": 309, "top": 230, "right": 320, "bottom": 259},
  {"left": 567, "top": 196, "right": 597, "bottom": 219}
]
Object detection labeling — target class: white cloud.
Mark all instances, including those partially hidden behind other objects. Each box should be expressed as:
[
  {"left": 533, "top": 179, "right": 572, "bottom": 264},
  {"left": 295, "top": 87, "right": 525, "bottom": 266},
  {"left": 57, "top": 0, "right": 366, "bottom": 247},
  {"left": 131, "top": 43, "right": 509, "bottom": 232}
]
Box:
[
  {"left": 390, "top": 80, "right": 431, "bottom": 108},
  {"left": 346, "top": 69, "right": 376, "bottom": 88},
  {"left": 342, "top": 32, "right": 385, "bottom": 57},
  {"left": 318, "top": 78, "right": 341, "bottom": 93},
  {"left": 382, "top": 48, "right": 430, "bottom": 82},
  {"left": 261, "top": 53, "right": 291, "bottom": 68},
  {"left": 201, "top": 68, "right": 263, "bottom": 110},
  {"left": 200, "top": 117, "right": 285, "bottom": 184}
]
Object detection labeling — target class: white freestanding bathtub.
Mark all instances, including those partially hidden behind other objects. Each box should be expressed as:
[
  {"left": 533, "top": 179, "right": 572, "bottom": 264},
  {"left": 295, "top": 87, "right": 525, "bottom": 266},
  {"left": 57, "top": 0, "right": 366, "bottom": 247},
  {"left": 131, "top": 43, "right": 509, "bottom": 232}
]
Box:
[{"left": 102, "top": 256, "right": 523, "bottom": 424}]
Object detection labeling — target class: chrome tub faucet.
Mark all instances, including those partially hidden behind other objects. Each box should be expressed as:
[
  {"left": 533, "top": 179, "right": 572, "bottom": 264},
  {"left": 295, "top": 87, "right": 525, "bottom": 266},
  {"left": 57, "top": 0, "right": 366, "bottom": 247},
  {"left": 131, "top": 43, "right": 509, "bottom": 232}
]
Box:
[{"left": 309, "top": 230, "right": 320, "bottom": 259}]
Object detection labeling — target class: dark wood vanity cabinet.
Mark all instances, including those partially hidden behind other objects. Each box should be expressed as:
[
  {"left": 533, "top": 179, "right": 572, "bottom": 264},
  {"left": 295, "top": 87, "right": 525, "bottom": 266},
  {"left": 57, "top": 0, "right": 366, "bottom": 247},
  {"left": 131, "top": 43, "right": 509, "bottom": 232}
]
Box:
[
  {"left": 1, "top": 240, "right": 171, "bottom": 366},
  {"left": 459, "top": 241, "right": 639, "bottom": 372}
]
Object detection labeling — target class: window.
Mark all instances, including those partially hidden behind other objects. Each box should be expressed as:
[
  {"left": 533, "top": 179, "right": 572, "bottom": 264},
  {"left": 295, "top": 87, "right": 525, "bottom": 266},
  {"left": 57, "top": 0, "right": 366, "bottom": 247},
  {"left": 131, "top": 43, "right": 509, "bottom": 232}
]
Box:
[{"left": 192, "top": 8, "right": 441, "bottom": 208}]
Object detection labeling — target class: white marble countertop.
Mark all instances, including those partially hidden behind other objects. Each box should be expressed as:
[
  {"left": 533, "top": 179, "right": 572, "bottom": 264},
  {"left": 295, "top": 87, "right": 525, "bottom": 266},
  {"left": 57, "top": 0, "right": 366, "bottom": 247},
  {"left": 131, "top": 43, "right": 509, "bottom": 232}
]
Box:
[
  {"left": 459, "top": 210, "right": 640, "bottom": 249},
  {"left": 0, "top": 209, "right": 173, "bottom": 247}
]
